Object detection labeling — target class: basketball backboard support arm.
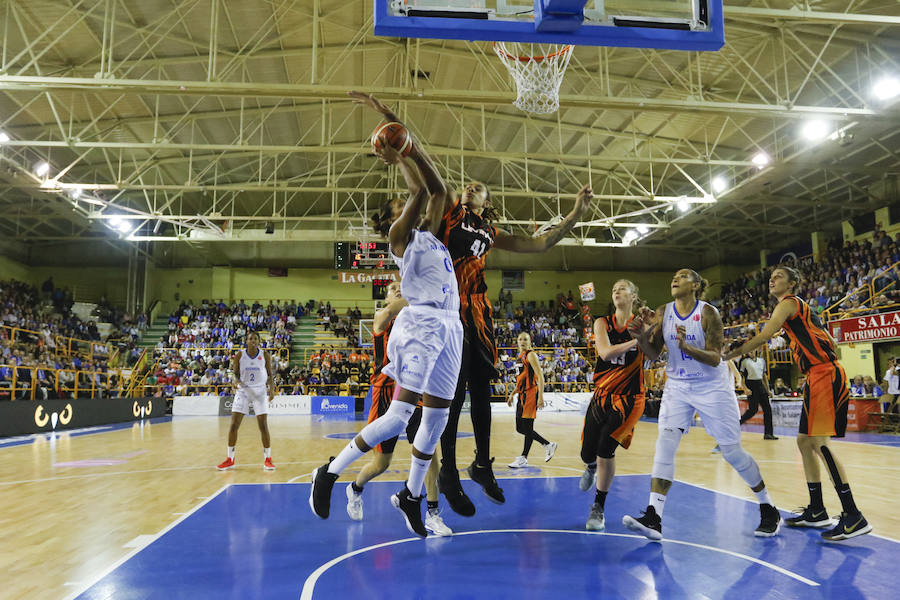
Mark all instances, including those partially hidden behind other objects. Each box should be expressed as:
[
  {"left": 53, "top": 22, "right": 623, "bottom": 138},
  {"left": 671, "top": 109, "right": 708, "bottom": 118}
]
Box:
[{"left": 373, "top": 0, "right": 724, "bottom": 51}]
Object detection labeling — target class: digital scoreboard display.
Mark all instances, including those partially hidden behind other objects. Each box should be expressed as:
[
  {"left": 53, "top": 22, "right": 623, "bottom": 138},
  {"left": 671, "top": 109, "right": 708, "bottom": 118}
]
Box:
[
  {"left": 334, "top": 241, "right": 396, "bottom": 270},
  {"left": 372, "top": 277, "right": 392, "bottom": 300}
]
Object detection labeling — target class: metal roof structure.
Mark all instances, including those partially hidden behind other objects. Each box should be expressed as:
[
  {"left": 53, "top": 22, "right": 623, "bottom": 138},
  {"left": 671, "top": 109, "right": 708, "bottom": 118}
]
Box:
[{"left": 0, "top": 1, "right": 898, "bottom": 269}]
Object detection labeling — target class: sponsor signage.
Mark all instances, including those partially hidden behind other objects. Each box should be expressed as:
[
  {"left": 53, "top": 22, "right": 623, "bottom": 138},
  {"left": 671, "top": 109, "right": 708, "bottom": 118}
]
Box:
[
  {"left": 174, "top": 394, "right": 349, "bottom": 416},
  {"left": 0, "top": 397, "right": 164, "bottom": 437},
  {"left": 311, "top": 396, "right": 353, "bottom": 415},
  {"left": 339, "top": 271, "right": 398, "bottom": 284},
  {"left": 829, "top": 310, "right": 900, "bottom": 344}
]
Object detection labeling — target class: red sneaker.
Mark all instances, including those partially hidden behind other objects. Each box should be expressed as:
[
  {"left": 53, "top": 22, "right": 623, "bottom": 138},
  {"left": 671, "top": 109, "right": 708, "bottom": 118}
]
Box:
[
  {"left": 217, "top": 457, "right": 235, "bottom": 471},
  {"left": 264, "top": 457, "right": 276, "bottom": 471}
]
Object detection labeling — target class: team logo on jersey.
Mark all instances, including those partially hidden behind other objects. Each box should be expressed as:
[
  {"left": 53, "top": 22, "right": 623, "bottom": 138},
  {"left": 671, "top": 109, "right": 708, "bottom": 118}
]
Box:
[
  {"left": 34, "top": 404, "right": 73, "bottom": 430},
  {"left": 694, "top": 314, "right": 701, "bottom": 321}
]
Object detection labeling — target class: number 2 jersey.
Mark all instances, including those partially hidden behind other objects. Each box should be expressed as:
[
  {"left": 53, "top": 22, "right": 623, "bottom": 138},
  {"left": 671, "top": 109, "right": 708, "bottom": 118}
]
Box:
[
  {"left": 238, "top": 348, "right": 267, "bottom": 390},
  {"left": 593, "top": 314, "right": 644, "bottom": 396}
]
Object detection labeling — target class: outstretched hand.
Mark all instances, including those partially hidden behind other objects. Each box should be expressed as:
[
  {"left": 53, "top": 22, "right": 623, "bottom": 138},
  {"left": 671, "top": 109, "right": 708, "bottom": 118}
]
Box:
[
  {"left": 348, "top": 90, "right": 396, "bottom": 119},
  {"left": 374, "top": 142, "right": 402, "bottom": 165},
  {"left": 575, "top": 184, "right": 593, "bottom": 209}
]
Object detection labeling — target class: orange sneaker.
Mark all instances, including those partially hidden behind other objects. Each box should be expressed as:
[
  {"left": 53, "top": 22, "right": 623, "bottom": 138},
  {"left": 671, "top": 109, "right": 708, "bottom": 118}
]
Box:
[
  {"left": 264, "top": 457, "right": 276, "bottom": 471},
  {"left": 217, "top": 457, "right": 235, "bottom": 470}
]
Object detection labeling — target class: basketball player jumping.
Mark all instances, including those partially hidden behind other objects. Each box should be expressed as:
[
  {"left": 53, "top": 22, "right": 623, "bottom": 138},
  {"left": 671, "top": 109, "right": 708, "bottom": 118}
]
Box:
[
  {"left": 579, "top": 280, "right": 646, "bottom": 531},
  {"left": 623, "top": 269, "right": 781, "bottom": 539},
  {"left": 725, "top": 265, "right": 871, "bottom": 541},
  {"left": 309, "top": 122, "right": 463, "bottom": 537},
  {"left": 217, "top": 331, "right": 276, "bottom": 471},
  {"left": 344, "top": 279, "right": 453, "bottom": 536},
  {"left": 349, "top": 90, "right": 593, "bottom": 516},
  {"left": 507, "top": 332, "right": 557, "bottom": 469}
]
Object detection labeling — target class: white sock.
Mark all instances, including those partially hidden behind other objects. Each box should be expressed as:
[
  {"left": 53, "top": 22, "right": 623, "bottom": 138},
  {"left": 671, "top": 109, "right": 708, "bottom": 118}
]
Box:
[
  {"left": 328, "top": 440, "right": 365, "bottom": 475},
  {"left": 264, "top": 447, "right": 271, "bottom": 459},
  {"left": 649, "top": 492, "right": 667, "bottom": 517},
  {"left": 407, "top": 456, "right": 431, "bottom": 497},
  {"left": 754, "top": 488, "right": 773, "bottom": 506},
  {"left": 227, "top": 446, "right": 235, "bottom": 459}
]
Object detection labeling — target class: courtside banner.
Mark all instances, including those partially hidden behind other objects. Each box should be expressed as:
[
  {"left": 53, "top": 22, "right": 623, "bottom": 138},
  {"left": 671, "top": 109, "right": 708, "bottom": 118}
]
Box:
[
  {"left": 174, "top": 395, "right": 343, "bottom": 416},
  {"left": 829, "top": 310, "right": 900, "bottom": 344},
  {"left": 310, "top": 395, "right": 354, "bottom": 415},
  {"left": 0, "top": 397, "right": 163, "bottom": 437},
  {"left": 490, "top": 392, "right": 592, "bottom": 414}
]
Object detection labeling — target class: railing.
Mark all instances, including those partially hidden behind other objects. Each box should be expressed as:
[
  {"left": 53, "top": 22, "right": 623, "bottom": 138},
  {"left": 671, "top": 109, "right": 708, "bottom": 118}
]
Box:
[
  {"left": 124, "top": 349, "right": 149, "bottom": 398},
  {"left": 150, "top": 345, "right": 290, "bottom": 360},
  {"left": 141, "top": 382, "right": 367, "bottom": 398},
  {"left": 823, "top": 260, "right": 900, "bottom": 321},
  {"left": 0, "top": 364, "right": 130, "bottom": 400},
  {"left": 1, "top": 324, "right": 111, "bottom": 359}
]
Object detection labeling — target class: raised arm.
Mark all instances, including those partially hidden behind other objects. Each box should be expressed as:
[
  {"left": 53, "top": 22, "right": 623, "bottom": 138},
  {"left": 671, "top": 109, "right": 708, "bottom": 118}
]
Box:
[
  {"left": 594, "top": 317, "right": 638, "bottom": 361},
  {"left": 389, "top": 187, "right": 429, "bottom": 257},
  {"left": 373, "top": 297, "right": 409, "bottom": 334},
  {"left": 724, "top": 298, "right": 797, "bottom": 361},
  {"left": 627, "top": 305, "right": 665, "bottom": 360},
  {"left": 493, "top": 185, "right": 592, "bottom": 253},
  {"left": 676, "top": 304, "right": 725, "bottom": 367}
]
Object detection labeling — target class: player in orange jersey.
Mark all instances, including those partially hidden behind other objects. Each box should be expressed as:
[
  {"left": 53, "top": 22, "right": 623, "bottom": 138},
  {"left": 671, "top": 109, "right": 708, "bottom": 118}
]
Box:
[
  {"left": 507, "top": 332, "right": 556, "bottom": 468},
  {"left": 579, "top": 280, "right": 645, "bottom": 531},
  {"left": 726, "top": 265, "right": 871, "bottom": 541}
]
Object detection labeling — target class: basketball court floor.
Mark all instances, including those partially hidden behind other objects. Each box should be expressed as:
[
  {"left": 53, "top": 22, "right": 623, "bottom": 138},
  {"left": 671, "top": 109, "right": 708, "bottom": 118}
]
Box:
[{"left": 1, "top": 412, "right": 897, "bottom": 599}]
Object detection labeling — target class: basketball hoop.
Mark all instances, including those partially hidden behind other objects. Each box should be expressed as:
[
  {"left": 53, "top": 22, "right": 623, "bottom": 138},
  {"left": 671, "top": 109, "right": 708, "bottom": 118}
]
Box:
[{"left": 493, "top": 42, "right": 573, "bottom": 114}]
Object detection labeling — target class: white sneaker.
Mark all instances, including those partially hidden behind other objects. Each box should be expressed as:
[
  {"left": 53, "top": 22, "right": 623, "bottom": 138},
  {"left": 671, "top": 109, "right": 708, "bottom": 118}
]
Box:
[
  {"left": 544, "top": 441, "right": 558, "bottom": 462},
  {"left": 508, "top": 455, "right": 528, "bottom": 468},
  {"left": 345, "top": 483, "right": 363, "bottom": 521},
  {"left": 425, "top": 510, "right": 453, "bottom": 536}
]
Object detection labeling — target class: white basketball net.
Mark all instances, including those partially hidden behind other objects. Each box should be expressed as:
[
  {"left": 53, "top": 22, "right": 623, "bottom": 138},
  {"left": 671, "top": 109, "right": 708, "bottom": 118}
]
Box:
[{"left": 493, "top": 42, "right": 573, "bottom": 114}]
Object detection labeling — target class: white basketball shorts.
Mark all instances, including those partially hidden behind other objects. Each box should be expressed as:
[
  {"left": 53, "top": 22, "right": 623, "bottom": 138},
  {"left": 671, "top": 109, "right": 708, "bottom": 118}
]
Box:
[
  {"left": 659, "top": 377, "right": 741, "bottom": 446},
  {"left": 232, "top": 385, "right": 269, "bottom": 416},
  {"left": 382, "top": 304, "right": 463, "bottom": 401}
]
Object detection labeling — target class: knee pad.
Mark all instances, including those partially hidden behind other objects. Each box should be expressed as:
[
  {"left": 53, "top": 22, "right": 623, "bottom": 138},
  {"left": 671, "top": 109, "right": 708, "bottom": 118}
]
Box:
[
  {"left": 360, "top": 400, "right": 415, "bottom": 448},
  {"left": 720, "top": 443, "right": 762, "bottom": 487},
  {"left": 412, "top": 406, "right": 450, "bottom": 455},
  {"left": 651, "top": 427, "right": 682, "bottom": 482}
]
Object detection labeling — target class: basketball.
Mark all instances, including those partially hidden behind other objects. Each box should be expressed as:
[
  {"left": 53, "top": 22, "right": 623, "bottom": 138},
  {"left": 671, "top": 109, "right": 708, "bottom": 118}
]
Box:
[{"left": 371, "top": 121, "right": 413, "bottom": 157}]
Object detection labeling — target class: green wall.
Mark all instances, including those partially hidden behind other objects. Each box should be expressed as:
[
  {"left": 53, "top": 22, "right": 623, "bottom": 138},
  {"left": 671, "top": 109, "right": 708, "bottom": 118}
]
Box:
[{"left": 0, "top": 255, "right": 32, "bottom": 282}]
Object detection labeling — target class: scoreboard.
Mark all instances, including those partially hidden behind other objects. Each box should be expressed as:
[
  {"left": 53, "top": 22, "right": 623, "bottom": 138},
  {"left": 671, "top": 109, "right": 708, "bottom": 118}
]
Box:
[{"left": 334, "top": 241, "right": 396, "bottom": 270}]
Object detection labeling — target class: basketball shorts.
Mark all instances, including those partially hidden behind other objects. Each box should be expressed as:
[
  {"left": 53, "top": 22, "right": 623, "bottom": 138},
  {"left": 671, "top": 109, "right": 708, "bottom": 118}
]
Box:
[
  {"left": 516, "top": 388, "right": 539, "bottom": 419},
  {"left": 233, "top": 385, "right": 268, "bottom": 415},
  {"left": 800, "top": 361, "right": 849, "bottom": 437},
  {"left": 382, "top": 304, "right": 464, "bottom": 401},
  {"left": 460, "top": 293, "right": 498, "bottom": 378},
  {"left": 583, "top": 390, "right": 645, "bottom": 451},
  {"left": 659, "top": 378, "right": 741, "bottom": 446}
]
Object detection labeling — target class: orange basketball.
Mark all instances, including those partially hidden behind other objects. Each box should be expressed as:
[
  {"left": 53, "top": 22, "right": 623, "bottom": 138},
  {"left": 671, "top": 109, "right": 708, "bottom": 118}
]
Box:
[{"left": 371, "top": 121, "right": 413, "bottom": 157}]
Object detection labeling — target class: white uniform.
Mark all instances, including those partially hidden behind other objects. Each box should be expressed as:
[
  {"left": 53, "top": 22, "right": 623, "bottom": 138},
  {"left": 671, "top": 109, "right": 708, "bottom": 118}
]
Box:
[
  {"left": 659, "top": 300, "right": 741, "bottom": 445},
  {"left": 233, "top": 349, "right": 269, "bottom": 415},
  {"left": 382, "top": 229, "right": 463, "bottom": 400}
]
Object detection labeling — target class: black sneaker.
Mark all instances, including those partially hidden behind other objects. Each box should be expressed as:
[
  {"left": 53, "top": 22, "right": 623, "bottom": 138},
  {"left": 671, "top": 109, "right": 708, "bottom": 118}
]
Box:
[
  {"left": 622, "top": 506, "right": 663, "bottom": 540},
  {"left": 467, "top": 458, "right": 506, "bottom": 504},
  {"left": 754, "top": 503, "right": 782, "bottom": 537},
  {"left": 438, "top": 465, "right": 476, "bottom": 517},
  {"left": 391, "top": 485, "right": 427, "bottom": 537},
  {"left": 821, "top": 512, "right": 872, "bottom": 541},
  {"left": 763, "top": 434, "right": 779, "bottom": 440},
  {"left": 785, "top": 505, "right": 834, "bottom": 528},
  {"left": 309, "top": 458, "right": 338, "bottom": 519}
]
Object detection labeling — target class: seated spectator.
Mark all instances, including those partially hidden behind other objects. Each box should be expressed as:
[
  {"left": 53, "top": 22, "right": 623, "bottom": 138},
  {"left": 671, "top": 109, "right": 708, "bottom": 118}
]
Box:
[
  {"left": 773, "top": 377, "right": 792, "bottom": 395},
  {"left": 862, "top": 376, "right": 883, "bottom": 398},
  {"left": 850, "top": 375, "right": 865, "bottom": 396}
]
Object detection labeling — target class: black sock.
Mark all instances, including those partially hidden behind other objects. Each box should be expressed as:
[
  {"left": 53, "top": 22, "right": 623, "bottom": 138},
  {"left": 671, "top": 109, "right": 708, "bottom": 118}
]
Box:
[
  {"left": 836, "top": 483, "right": 859, "bottom": 515},
  {"left": 427, "top": 500, "right": 439, "bottom": 512},
  {"left": 351, "top": 481, "right": 363, "bottom": 494},
  {"left": 594, "top": 490, "right": 608, "bottom": 509},
  {"left": 586, "top": 462, "right": 597, "bottom": 471},
  {"left": 807, "top": 482, "right": 824, "bottom": 510}
]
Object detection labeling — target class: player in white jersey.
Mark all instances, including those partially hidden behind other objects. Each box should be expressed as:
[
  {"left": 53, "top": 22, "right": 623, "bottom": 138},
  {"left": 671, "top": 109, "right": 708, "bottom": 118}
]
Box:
[
  {"left": 310, "top": 118, "right": 463, "bottom": 538},
  {"left": 216, "top": 331, "right": 276, "bottom": 471},
  {"left": 622, "top": 268, "right": 781, "bottom": 539}
]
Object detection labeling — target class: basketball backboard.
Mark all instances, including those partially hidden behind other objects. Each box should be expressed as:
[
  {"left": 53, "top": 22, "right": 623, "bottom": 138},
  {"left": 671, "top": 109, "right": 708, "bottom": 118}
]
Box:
[{"left": 374, "top": 0, "right": 724, "bottom": 51}]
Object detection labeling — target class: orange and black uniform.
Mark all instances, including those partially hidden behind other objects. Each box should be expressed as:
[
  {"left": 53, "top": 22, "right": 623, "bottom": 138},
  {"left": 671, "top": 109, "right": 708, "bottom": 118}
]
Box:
[
  {"left": 581, "top": 315, "right": 645, "bottom": 462},
  {"left": 781, "top": 296, "right": 848, "bottom": 437},
  {"left": 437, "top": 198, "right": 499, "bottom": 467},
  {"left": 367, "top": 319, "right": 422, "bottom": 454},
  {"left": 514, "top": 350, "right": 550, "bottom": 457}
]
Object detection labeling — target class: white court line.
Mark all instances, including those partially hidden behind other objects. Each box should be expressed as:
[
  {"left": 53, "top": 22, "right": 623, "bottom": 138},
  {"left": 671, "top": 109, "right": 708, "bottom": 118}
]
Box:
[
  {"left": 62, "top": 483, "right": 230, "bottom": 600},
  {"left": 299, "top": 528, "right": 818, "bottom": 599},
  {"left": 677, "top": 479, "right": 900, "bottom": 545},
  {"left": 122, "top": 534, "right": 156, "bottom": 549}
]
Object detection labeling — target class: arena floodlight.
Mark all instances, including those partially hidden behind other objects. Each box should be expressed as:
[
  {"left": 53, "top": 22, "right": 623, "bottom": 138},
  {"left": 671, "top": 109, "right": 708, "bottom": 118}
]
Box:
[
  {"left": 636, "top": 224, "right": 650, "bottom": 234},
  {"left": 873, "top": 76, "right": 900, "bottom": 101},
  {"left": 35, "top": 161, "right": 50, "bottom": 177},
  {"left": 751, "top": 152, "right": 769, "bottom": 167},
  {"left": 0, "top": 132, "right": 9, "bottom": 143},
  {"left": 623, "top": 229, "right": 638, "bottom": 244},
  {"left": 711, "top": 176, "right": 728, "bottom": 193},
  {"left": 70, "top": 188, "right": 82, "bottom": 199},
  {"left": 677, "top": 198, "right": 690, "bottom": 212},
  {"left": 801, "top": 120, "right": 830, "bottom": 141}
]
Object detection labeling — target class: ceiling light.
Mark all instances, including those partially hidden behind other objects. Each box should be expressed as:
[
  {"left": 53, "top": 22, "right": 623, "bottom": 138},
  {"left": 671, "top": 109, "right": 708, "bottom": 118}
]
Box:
[
  {"left": 801, "top": 120, "right": 830, "bottom": 141},
  {"left": 873, "top": 76, "right": 900, "bottom": 101},
  {"left": 711, "top": 176, "right": 728, "bottom": 194},
  {"left": 677, "top": 199, "right": 690, "bottom": 212},
  {"left": 0, "top": 132, "right": 9, "bottom": 143},
  {"left": 636, "top": 224, "right": 650, "bottom": 234},
  {"left": 35, "top": 162, "right": 50, "bottom": 177},
  {"left": 70, "top": 189, "right": 82, "bottom": 199},
  {"left": 623, "top": 229, "right": 638, "bottom": 244},
  {"left": 116, "top": 221, "right": 132, "bottom": 233},
  {"left": 751, "top": 152, "right": 769, "bottom": 167},
  {"left": 108, "top": 217, "right": 125, "bottom": 229}
]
